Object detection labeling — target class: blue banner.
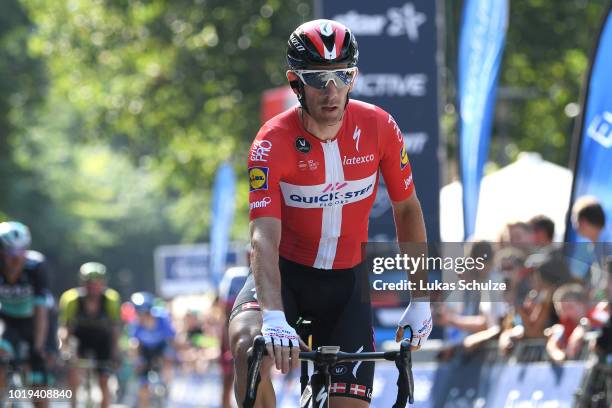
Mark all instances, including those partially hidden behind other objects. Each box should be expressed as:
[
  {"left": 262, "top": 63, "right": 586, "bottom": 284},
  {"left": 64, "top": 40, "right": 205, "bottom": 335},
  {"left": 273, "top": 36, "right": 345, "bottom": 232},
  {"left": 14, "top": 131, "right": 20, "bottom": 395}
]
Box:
[
  {"left": 458, "top": 0, "right": 508, "bottom": 239},
  {"left": 210, "top": 162, "right": 236, "bottom": 280},
  {"left": 566, "top": 3, "right": 612, "bottom": 243},
  {"left": 319, "top": 1, "right": 441, "bottom": 243}
]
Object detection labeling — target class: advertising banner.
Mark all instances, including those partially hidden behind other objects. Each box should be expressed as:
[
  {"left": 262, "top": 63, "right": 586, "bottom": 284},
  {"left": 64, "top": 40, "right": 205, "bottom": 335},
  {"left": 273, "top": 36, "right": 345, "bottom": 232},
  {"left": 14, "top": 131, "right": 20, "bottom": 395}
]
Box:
[
  {"left": 458, "top": 0, "right": 509, "bottom": 239},
  {"left": 320, "top": 1, "right": 441, "bottom": 243},
  {"left": 566, "top": 3, "right": 612, "bottom": 243}
]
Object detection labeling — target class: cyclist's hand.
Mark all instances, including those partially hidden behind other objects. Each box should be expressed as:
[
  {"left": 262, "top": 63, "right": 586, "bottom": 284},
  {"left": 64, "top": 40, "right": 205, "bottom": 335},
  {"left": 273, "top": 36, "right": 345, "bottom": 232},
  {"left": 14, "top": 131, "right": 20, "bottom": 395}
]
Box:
[
  {"left": 396, "top": 299, "right": 433, "bottom": 350},
  {"left": 261, "top": 310, "right": 301, "bottom": 374}
]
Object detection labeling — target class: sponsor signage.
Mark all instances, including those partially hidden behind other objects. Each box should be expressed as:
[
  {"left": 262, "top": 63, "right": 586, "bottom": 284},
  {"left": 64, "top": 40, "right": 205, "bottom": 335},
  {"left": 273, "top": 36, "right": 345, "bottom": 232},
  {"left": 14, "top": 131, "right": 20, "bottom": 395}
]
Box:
[
  {"left": 320, "top": 1, "right": 441, "bottom": 242},
  {"left": 154, "top": 242, "right": 246, "bottom": 297},
  {"left": 280, "top": 172, "right": 377, "bottom": 208},
  {"left": 567, "top": 3, "right": 612, "bottom": 242}
]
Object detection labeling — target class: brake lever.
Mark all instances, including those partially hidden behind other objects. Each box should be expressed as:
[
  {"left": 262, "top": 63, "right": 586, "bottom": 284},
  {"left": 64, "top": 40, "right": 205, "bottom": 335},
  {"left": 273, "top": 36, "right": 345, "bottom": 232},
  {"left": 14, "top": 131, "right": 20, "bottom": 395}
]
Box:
[{"left": 243, "top": 336, "right": 267, "bottom": 408}]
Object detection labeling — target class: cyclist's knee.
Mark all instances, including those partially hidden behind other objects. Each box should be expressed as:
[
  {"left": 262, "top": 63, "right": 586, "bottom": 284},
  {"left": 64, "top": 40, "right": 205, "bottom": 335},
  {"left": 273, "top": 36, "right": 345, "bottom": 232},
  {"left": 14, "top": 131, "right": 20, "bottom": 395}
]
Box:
[{"left": 229, "top": 314, "right": 261, "bottom": 364}]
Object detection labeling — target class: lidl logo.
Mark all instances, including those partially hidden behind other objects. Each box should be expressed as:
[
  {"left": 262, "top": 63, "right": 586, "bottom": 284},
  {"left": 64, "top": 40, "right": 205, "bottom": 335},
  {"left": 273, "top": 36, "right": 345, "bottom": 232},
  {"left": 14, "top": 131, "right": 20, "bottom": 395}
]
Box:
[
  {"left": 400, "top": 144, "right": 409, "bottom": 169},
  {"left": 249, "top": 167, "right": 269, "bottom": 191}
]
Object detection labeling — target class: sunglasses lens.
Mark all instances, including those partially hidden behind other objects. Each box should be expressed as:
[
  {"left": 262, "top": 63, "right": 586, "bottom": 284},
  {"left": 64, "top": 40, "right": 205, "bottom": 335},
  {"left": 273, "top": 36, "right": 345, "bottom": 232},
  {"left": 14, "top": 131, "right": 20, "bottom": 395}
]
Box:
[{"left": 298, "top": 69, "right": 356, "bottom": 89}]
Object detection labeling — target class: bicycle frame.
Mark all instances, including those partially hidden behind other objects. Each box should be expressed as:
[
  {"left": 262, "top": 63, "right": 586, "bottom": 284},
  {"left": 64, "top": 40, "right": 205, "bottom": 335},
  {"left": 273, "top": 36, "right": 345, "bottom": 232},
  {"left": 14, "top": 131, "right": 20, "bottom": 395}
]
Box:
[{"left": 244, "top": 336, "right": 414, "bottom": 408}]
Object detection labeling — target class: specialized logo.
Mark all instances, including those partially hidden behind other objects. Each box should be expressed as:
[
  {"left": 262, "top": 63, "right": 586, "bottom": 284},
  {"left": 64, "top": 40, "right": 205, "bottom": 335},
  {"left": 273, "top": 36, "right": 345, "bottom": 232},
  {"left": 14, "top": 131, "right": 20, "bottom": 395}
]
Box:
[
  {"left": 280, "top": 172, "right": 377, "bottom": 209},
  {"left": 352, "top": 345, "right": 365, "bottom": 378},
  {"left": 352, "top": 126, "right": 361, "bottom": 151},
  {"left": 295, "top": 137, "right": 311, "bottom": 153},
  {"left": 400, "top": 144, "right": 409, "bottom": 169},
  {"left": 249, "top": 197, "right": 272, "bottom": 210},
  {"left": 315, "top": 387, "right": 328, "bottom": 408},
  {"left": 320, "top": 21, "right": 333, "bottom": 36},
  {"left": 249, "top": 167, "right": 269, "bottom": 191},
  {"left": 250, "top": 140, "right": 272, "bottom": 162},
  {"left": 343, "top": 154, "right": 374, "bottom": 166},
  {"left": 587, "top": 111, "right": 612, "bottom": 148}
]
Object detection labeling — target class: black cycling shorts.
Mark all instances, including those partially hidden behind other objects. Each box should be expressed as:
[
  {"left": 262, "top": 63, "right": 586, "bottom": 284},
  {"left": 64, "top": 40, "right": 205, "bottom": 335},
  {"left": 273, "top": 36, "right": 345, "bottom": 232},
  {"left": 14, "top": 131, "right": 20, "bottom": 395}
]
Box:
[
  {"left": 1, "top": 315, "right": 48, "bottom": 385},
  {"left": 230, "top": 257, "right": 375, "bottom": 403},
  {"left": 74, "top": 326, "right": 113, "bottom": 373}
]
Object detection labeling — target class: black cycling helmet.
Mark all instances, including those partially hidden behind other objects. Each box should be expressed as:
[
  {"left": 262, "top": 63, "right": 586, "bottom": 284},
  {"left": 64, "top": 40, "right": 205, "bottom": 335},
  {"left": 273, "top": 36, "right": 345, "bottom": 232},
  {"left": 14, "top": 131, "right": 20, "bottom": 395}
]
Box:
[{"left": 287, "top": 19, "right": 358, "bottom": 114}]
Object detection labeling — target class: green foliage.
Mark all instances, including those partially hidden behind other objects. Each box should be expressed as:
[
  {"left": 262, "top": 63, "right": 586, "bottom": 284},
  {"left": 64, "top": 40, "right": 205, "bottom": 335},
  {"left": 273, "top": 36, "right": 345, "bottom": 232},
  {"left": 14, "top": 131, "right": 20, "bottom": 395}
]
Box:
[
  {"left": 444, "top": 0, "right": 609, "bottom": 172},
  {"left": 1, "top": 0, "right": 312, "bottom": 294}
]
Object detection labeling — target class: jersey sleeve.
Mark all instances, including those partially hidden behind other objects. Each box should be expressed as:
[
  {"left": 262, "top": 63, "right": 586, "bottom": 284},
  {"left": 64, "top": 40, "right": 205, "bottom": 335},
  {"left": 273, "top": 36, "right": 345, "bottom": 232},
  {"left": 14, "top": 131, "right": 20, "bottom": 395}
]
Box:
[
  {"left": 32, "top": 260, "right": 49, "bottom": 307},
  {"left": 377, "top": 109, "right": 415, "bottom": 201},
  {"left": 58, "top": 289, "right": 79, "bottom": 327},
  {"left": 248, "top": 128, "right": 284, "bottom": 220},
  {"left": 104, "top": 288, "right": 122, "bottom": 323}
]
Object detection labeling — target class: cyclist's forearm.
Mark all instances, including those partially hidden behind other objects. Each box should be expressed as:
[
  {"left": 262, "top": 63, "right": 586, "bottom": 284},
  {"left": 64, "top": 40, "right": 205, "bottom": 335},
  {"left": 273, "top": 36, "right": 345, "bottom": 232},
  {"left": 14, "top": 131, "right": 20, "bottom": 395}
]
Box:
[
  {"left": 250, "top": 219, "right": 283, "bottom": 311},
  {"left": 392, "top": 194, "right": 428, "bottom": 298},
  {"left": 251, "top": 240, "right": 283, "bottom": 311},
  {"left": 34, "top": 306, "right": 48, "bottom": 351}
]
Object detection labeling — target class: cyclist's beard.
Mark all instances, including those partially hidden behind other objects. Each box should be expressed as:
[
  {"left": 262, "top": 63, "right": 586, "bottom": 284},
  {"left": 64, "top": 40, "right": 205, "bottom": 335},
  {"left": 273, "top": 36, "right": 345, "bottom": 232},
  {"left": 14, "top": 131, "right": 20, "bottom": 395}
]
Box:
[{"left": 306, "top": 95, "right": 347, "bottom": 128}]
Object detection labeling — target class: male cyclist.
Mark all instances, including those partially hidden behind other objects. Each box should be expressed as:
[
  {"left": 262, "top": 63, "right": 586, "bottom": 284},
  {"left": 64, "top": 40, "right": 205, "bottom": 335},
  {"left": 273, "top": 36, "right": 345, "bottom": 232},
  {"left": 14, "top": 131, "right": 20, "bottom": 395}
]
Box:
[
  {"left": 0, "top": 221, "right": 49, "bottom": 408},
  {"left": 128, "top": 292, "right": 176, "bottom": 407},
  {"left": 59, "top": 262, "right": 121, "bottom": 408},
  {"left": 229, "top": 19, "right": 433, "bottom": 407}
]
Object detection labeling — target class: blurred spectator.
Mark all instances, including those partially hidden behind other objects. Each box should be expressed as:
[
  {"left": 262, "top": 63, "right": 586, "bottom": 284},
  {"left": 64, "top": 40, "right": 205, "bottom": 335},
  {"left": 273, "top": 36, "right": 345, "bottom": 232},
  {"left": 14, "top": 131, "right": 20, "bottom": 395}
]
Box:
[
  {"left": 528, "top": 215, "right": 555, "bottom": 246},
  {"left": 499, "top": 221, "right": 534, "bottom": 250},
  {"left": 594, "top": 256, "right": 611, "bottom": 357},
  {"left": 572, "top": 196, "right": 606, "bottom": 244},
  {"left": 498, "top": 251, "right": 572, "bottom": 355},
  {"left": 570, "top": 196, "right": 608, "bottom": 300},
  {"left": 546, "top": 284, "right": 590, "bottom": 362},
  {"left": 437, "top": 241, "right": 507, "bottom": 355}
]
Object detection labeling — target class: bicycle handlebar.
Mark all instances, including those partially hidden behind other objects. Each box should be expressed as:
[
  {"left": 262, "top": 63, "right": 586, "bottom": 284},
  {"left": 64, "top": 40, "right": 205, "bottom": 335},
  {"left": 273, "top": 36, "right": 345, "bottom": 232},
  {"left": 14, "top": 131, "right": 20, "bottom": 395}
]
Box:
[{"left": 243, "top": 335, "right": 414, "bottom": 407}]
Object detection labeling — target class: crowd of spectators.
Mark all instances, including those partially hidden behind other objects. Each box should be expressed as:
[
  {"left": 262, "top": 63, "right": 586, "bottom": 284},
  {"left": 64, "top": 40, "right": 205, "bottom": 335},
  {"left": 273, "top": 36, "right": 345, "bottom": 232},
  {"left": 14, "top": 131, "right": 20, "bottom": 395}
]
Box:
[{"left": 435, "top": 196, "right": 610, "bottom": 364}]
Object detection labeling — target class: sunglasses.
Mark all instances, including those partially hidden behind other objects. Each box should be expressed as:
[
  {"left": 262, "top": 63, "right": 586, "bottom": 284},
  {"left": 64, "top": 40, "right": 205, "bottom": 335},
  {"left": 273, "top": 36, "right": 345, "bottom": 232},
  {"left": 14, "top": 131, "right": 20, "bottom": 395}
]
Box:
[{"left": 293, "top": 68, "right": 357, "bottom": 90}]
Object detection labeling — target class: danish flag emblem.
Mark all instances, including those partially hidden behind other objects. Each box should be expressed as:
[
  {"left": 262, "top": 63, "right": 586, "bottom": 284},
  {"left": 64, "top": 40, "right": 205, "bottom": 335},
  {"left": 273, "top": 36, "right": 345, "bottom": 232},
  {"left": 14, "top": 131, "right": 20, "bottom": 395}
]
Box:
[
  {"left": 349, "top": 384, "right": 366, "bottom": 396},
  {"left": 330, "top": 383, "right": 346, "bottom": 393}
]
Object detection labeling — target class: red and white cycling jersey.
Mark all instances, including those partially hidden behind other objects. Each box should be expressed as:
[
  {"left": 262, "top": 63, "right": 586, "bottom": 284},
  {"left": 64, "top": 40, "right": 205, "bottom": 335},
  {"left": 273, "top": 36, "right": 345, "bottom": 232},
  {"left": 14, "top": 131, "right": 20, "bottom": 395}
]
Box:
[{"left": 248, "top": 100, "right": 414, "bottom": 269}]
